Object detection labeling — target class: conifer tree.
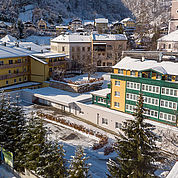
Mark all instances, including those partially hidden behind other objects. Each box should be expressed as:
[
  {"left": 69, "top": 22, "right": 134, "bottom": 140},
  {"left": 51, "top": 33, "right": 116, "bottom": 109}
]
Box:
[
  {"left": 0, "top": 93, "right": 27, "bottom": 172},
  {"left": 24, "top": 114, "right": 48, "bottom": 172},
  {"left": 107, "top": 93, "right": 159, "bottom": 178},
  {"left": 38, "top": 142, "right": 67, "bottom": 178},
  {"left": 68, "top": 146, "right": 91, "bottom": 178}
]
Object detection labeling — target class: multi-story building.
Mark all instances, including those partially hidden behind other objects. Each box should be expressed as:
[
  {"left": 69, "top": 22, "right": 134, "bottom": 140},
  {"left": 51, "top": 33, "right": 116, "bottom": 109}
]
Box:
[
  {"left": 94, "top": 18, "right": 108, "bottom": 34},
  {"left": 0, "top": 44, "right": 67, "bottom": 90},
  {"left": 157, "top": 30, "right": 178, "bottom": 52},
  {"left": 50, "top": 33, "right": 127, "bottom": 68},
  {"left": 92, "top": 56, "right": 178, "bottom": 126},
  {"left": 120, "top": 18, "right": 136, "bottom": 35},
  {"left": 168, "top": 0, "right": 178, "bottom": 33}
]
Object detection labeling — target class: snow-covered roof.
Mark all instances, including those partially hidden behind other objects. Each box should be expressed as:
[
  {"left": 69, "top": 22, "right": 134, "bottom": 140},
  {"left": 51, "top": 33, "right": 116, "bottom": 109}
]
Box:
[
  {"left": 83, "top": 20, "right": 94, "bottom": 26},
  {"left": 0, "top": 45, "right": 29, "bottom": 58},
  {"left": 120, "top": 18, "right": 135, "bottom": 23},
  {"left": 30, "top": 55, "right": 48, "bottom": 64},
  {"left": 0, "top": 82, "right": 41, "bottom": 90},
  {"left": 113, "top": 56, "right": 178, "bottom": 76},
  {"left": 166, "top": 162, "right": 178, "bottom": 178},
  {"left": 25, "top": 87, "right": 91, "bottom": 106},
  {"left": 32, "top": 52, "right": 67, "bottom": 59},
  {"left": 95, "top": 18, "right": 108, "bottom": 24},
  {"left": 0, "top": 35, "right": 18, "bottom": 43},
  {"left": 56, "top": 25, "right": 68, "bottom": 29},
  {"left": 158, "top": 30, "right": 178, "bottom": 42},
  {"left": 90, "top": 88, "right": 110, "bottom": 97},
  {"left": 51, "top": 34, "right": 91, "bottom": 43},
  {"left": 93, "top": 34, "right": 127, "bottom": 41}
]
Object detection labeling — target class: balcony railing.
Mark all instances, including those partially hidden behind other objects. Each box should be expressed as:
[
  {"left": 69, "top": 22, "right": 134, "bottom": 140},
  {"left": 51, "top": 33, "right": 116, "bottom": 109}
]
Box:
[
  {"left": 0, "top": 72, "right": 30, "bottom": 80},
  {"left": 48, "top": 61, "right": 66, "bottom": 67},
  {"left": 0, "top": 61, "right": 29, "bottom": 69}
]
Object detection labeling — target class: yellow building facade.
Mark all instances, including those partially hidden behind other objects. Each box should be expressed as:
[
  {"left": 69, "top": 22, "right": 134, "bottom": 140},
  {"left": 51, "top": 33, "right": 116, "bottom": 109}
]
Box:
[{"left": 0, "top": 45, "right": 67, "bottom": 91}]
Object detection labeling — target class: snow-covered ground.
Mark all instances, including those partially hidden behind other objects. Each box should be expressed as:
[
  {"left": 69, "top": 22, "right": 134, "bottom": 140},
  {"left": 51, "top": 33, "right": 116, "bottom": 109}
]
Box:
[
  {"left": 64, "top": 72, "right": 110, "bottom": 89},
  {"left": 23, "top": 104, "right": 115, "bottom": 177},
  {"left": 23, "top": 104, "right": 177, "bottom": 178}
]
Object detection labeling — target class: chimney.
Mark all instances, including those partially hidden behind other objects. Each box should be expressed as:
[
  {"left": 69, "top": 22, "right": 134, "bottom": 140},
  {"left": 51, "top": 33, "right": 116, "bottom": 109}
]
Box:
[
  {"left": 159, "top": 52, "right": 163, "bottom": 62},
  {"left": 141, "top": 56, "right": 145, "bottom": 62},
  {"left": 15, "top": 42, "right": 19, "bottom": 47}
]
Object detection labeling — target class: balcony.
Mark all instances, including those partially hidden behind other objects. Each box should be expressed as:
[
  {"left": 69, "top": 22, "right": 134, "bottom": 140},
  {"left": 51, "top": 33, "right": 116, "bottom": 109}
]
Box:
[
  {"left": 48, "top": 61, "right": 66, "bottom": 67},
  {"left": 0, "top": 72, "right": 30, "bottom": 80},
  {"left": 0, "top": 61, "right": 29, "bottom": 69}
]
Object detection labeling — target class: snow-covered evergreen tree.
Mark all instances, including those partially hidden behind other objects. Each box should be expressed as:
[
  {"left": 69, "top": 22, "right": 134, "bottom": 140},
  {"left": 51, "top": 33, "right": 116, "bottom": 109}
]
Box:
[
  {"left": 24, "top": 114, "right": 48, "bottom": 172},
  {"left": 107, "top": 93, "right": 159, "bottom": 178},
  {"left": 68, "top": 146, "right": 91, "bottom": 178},
  {"left": 0, "top": 93, "right": 27, "bottom": 172},
  {"left": 38, "top": 142, "right": 67, "bottom": 178}
]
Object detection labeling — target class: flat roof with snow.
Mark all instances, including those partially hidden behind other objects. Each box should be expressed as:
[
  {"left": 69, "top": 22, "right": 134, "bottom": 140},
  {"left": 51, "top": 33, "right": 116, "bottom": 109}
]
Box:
[
  {"left": 113, "top": 56, "right": 178, "bottom": 76},
  {"left": 90, "top": 88, "right": 110, "bottom": 97},
  {"left": 93, "top": 34, "right": 127, "bottom": 41},
  {"left": 24, "top": 87, "right": 91, "bottom": 106},
  {"left": 95, "top": 18, "right": 108, "bottom": 24},
  {"left": 32, "top": 52, "right": 67, "bottom": 59}
]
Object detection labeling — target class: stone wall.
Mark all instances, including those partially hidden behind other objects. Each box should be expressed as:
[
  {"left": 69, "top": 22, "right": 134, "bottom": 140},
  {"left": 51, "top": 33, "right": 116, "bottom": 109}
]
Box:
[{"left": 49, "top": 81, "right": 103, "bottom": 93}]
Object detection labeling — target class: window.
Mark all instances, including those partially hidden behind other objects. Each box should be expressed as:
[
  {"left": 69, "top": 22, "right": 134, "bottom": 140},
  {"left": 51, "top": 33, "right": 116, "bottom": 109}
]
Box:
[
  {"left": 88, "top": 47, "right": 90, "bottom": 51},
  {"left": 115, "top": 91, "right": 120, "bottom": 97},
  {"left": 17, "top": 59, "right": 21, "bottom": 63},
  {"left": 168, "top": 44, "right": 171, "bottom": 49},
  {"left": 0, "top": 61, "right": 4, "bottom": 65},
  {"left": 102, "top": 118, "right": 108, "bottom": 125},
  {"left": 14, "top": 79, "right": 16, "bottom": 83},
  {"left": 24, "top": 77, "right": 27, "bottom": 81},
  {"left": 72, "top": 47, "right": 75, "bottom": 52},
  {"left": 19, "top": 78, "right": 21, "bottom": 82},
  {"left": 49, "top": 68, "right": 52, "bottom": 72},
  {"left": 127, "top": 81, "right": 140, "bottom": 90},
  {"left": 9, "top": 70, "right": 11, "bottom": 74},
  {"left": 82, "top": 47, "right": 85, "bottom": 51},
  {"left": 62, "top": 46, "right": 65, "bottom": 52},
  {"left": 161, "top": 87, "right": 177, "bottom": 97},
  {"left": 9, "top": 60, "right": 13, "bottom": 64},
  {"left": 160, "top": 112, "right": 176, "bottom": 123},
  {"left": 115, "top": 81, "right": 120, "bottom": 86},
  {"left": 6, "top": 81, "right": 8, "bottom": 85},
  {"left": 115, "top": 122, "right": 122, "bottom": 129},
  {"left": 114, "top": 102, "right": 120, "bottom": 108},
  {"left": 142, "top": 84, "right": 160, "bottom": 94},
  {"left": 160, "top": 100, "right": 177, "bottom": 110}
]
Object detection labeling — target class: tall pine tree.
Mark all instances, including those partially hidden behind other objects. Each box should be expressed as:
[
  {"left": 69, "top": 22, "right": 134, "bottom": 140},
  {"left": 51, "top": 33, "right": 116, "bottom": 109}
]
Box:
[
  {"left": 68, "top": 146, "right": 91, "bottom": 178},
  {"left": 107, "top": 93, "right": 159, "bottom": 178},
  {"left": 0, "top": 93, "right": 27, "bottom": 172},
  {"left": 24, "top": 114, "right": 48, "bottom": 172},
  {"left": 37, "top": 142, "right": 67, "bottom": 178}
]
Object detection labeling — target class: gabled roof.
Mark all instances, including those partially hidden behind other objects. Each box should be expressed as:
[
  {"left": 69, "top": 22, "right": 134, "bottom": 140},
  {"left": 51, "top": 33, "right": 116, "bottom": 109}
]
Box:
[
  {"left": 51, "top": 34, "right": 91, "bottom": 43},
  {"left": 0, "top": 35, "right": 18, "bottom": 43},
  {"left": 113, "top": 56, "right": 178, "bottom": 76},
  {"left": 158, "top": 30, "right": 178, "bottom": 42},
  {"left": 120, "top": 18, "right": 135, "bottom": 23}
]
